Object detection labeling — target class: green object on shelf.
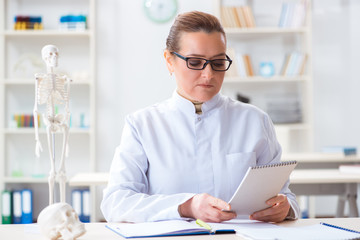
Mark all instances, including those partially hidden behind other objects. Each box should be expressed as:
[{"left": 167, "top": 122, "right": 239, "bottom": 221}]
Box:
[
  {"left": 32, "top": 173, "right": 46, "bottom": 178},
  {"left": 11, "top": 170, "right": 23, "bottom": 177}
]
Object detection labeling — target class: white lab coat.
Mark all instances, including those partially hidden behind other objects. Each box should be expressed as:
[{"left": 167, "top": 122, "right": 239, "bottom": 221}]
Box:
[{"left": 101, "top": 91, "right": 300, "bottom": 223}]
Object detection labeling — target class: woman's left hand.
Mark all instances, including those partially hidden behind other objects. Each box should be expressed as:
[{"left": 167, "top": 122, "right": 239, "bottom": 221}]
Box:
[{"left": 249, "top": 194, "right": 290, "bottom": 223}]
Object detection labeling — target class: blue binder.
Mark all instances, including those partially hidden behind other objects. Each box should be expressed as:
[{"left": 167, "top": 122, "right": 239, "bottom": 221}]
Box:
[
  {"left": 12, "top": 190, "right": 22, "bottom": 224},
  {"left": 71, "top": 189, "right": 82, "bottom": 217},
  {"left": 81, "top": 190, "right": 90, "bottom": 223},
  {"left": 71, "top": 189, "right": 90, "bottom": 223},
  {"left": 21, "top": 189, "right": 33, "bottom": 224}
]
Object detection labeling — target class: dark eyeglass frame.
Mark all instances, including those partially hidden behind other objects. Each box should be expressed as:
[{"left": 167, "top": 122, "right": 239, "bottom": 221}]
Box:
[{"left": 171, "top": 52, "right": 232, "bottom": 72}]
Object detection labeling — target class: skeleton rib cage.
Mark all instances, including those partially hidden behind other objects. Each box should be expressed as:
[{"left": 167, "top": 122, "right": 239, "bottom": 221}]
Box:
[{"left": 37, "top": 74, "right": 69, "bottom": 105}]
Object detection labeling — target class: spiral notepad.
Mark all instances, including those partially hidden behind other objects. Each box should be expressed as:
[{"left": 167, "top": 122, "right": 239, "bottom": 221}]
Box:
[{"left": 228, "top": 161, "right": 297, "bottom": 215}]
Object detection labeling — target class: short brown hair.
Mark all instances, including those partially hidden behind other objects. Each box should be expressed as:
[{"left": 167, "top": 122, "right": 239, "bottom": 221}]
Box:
[{"left": 166, "top": 11, "right": 226, "bottom": 52}]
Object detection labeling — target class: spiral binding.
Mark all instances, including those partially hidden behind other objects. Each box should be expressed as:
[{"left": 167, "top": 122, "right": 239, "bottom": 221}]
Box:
[{"left": 251, "top": 160, "right": 297, "bottom": 169}]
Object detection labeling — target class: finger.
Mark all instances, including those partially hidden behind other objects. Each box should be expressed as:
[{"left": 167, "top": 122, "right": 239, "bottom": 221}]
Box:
[
  {"left": 219, "top": 211, "right": 237, "bottom": 221},
  {"left": 251, "top": 201, "right": 286, "bottom": 218},
  {"left": 203, "top": 208, "right": 237, "bottom": 223},
  {"left": 266, "top": 194, "right": 286, "bottom": 206},
  {"left": 209, "top": 196, "right": 231, "bottom": 211},
  {"left": 251, "top": 211, "right": 285, "bottom": 223}
]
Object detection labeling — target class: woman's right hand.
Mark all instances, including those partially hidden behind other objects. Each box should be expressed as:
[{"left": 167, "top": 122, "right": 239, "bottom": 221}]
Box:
[{"left": 178, "top": 193, "right": 237, "bottom": 222}]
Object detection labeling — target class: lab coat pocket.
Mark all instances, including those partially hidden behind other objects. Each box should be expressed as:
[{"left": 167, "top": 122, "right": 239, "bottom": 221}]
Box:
[{"left": 225, "top": 152, "right": 256, "bottom": 197}]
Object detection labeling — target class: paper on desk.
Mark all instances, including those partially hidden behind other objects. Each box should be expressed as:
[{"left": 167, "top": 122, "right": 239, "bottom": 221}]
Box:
[
  {"left": 235, "top": 223, "right": 360, "bottom": 240},
  {"left": 208, "top": 219, "right": 280, "bottom": 231}
]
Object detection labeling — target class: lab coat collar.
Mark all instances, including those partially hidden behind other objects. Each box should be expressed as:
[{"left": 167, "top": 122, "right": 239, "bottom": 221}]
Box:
[{"left": 171, "top": 90, "right": 223, "bottom": 116}]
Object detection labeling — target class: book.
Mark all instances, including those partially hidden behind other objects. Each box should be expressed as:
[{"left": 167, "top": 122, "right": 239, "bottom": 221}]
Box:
[
  {"left": 322, "top": 146, "right": 357, "bottom": 156},
  {"left": 21, "top": 189, "right": 33, "bottom": 223},
  {"left": 81, "top": 189, "right": 90, "bottom": 222},
  {"left": 339, "top": 164, "right": 360, "bottom": 174},
  {"left": 227, "top": 161, "right": 297, "bottom": 215},
  {"left": 235, "top": 7, "right": 247, "bottom": 28},
  {"left": 106, "top": 220, "right": 235, "bottom": 238},
  {"left": 1, "top": 190, "right": 12, "bottom": 224},
  {"left": 225, "top": 48, "right": 238, "bottom": 77},
  {"left": 243, "top": 55, "right": 254, "bottom": 76},
  {"left": 12, "top": 190, "right": 22, "bottom": 224}
]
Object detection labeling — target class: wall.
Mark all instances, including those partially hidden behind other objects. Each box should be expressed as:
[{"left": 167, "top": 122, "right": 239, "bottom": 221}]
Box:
[
  {"left": 312, "top": 0, "right": 360, "bottom": 217},
  {"left": 96, "top": 0, "right": 213, "bottom": 172}
]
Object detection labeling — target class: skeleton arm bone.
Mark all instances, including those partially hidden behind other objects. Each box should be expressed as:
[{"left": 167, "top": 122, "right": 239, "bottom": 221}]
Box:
[
  {"left": 64, "top": 75, "right": 72, "bottom": 157},
  {"left": 33, "top": 75, "right": 43, "bottom": 157}
]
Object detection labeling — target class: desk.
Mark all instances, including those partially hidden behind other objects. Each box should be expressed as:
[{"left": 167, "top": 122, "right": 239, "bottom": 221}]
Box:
[
  {"left": 282, "top": 153, "right": 360, "bottom": 218},
  {"left": 69, "top": 169, "right": 360, "bottom": 221},
  {"left": 282, "top": 153, "right": 360, "bottom": 163},
  {"left": 290, "top": 169, "right": 360, "bottom": 217},
  {"left": 0, "top": 218, "right": 359, "bottom": 240}
]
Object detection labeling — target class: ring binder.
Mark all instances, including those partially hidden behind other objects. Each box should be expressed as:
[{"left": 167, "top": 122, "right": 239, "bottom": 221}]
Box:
[{"left": 252, "top": 160, "right": 298, "bottom": 169}]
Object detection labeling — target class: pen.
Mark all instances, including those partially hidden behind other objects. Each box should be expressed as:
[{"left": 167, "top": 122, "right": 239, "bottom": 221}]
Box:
[
  {"left": 320, "top": 222, "right": 360, "bottom": 234},
  {"left": 196, "top": 219, "right": 212, "bottom": 231}
]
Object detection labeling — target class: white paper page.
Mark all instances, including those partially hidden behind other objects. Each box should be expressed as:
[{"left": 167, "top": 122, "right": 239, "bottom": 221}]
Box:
[
  {"left": 208, "top": 219, "right": 280, "bottom": 232},
  {"left": 107, "top": 220, "right": 207, "bottom": 237},
  {"left": 236, "top": 224, "right": 360, "bottom": 240}
]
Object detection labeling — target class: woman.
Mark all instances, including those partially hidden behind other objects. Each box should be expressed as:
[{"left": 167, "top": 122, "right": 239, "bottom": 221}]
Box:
[{"left": 101, "top": 11, "right": 300, "bottom": 223}]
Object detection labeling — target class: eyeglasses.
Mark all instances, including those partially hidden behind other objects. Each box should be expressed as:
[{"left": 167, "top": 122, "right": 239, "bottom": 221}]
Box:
[{"left": 171, "top": 52, "right": 232, "bottom": 72}]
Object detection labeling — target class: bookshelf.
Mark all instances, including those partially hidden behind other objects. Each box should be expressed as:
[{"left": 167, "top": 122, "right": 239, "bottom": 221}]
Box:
[
  {"left": 214, "top": 0, "right": 313, "bottom": 153},
  {"left": 0, "top": 0, "right": 97, "bottom": 222}
]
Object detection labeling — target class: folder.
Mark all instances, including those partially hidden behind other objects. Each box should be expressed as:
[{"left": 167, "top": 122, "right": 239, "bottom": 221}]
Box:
[
  {"left": 21, "top": 189, "right": 33, "bottom": 223},
  {"left": 12, "top": 190, "right": 22, "bottom": 224},
  {"left": 72, "top": 189, "right": 90, "bottom": 222},
  {"left": 106, "top": 220, "right": 235, "bottom": 238},
  {"left": 81, "top": 189, "right": 90, "bottom": 223},
  {"left": 1, "top": 190, "right": 12, "bottom": 224},
  {"left": 71, "top": 189, "right": 82, "bottom": 217}
]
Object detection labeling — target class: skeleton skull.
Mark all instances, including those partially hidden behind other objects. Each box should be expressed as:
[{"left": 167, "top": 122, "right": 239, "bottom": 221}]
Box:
[
  {"left": 37, "top": 202, "right": 86, "bottom": 240},
  {"left": 42, "top": 45, "right": 59, "bottom": 68}
]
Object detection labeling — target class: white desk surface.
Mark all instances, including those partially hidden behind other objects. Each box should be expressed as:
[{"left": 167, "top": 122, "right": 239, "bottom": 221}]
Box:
[
  {"left": 1, "top": 218, "right": 359, "bottom": 240},
  {"left": 69, "top": 172, "right": 109, "bottom": 186},
  {"left": 69, "top": 169, "right": 360, "bottom": 186},
  {"left": 282, "top": 152, "right": 360, "bottom": 163},
  {"left": 290, "top": 169, "right": 360, "bottom": 184}
]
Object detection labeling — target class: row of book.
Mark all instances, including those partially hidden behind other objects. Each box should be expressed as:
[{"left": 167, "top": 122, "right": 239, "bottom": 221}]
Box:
[
  {"left": 279, "top": 1, "right": 308, "bottom": 28},
  {"left": 280, "top": 52, "right": 308, "bottom": 76},
  {"left": 221, "top": 6, "right": 256, "bottom": 28},
  {"left": 226, "top": 50, "right": 307, "bottom": 78},
  {"left": 59, "top": 15, "right": 87, "bottom": 31},
  {"left": 14, "top": 15, "right": 43, "bottom": 30},
  {"left": 1, "top": 189, "right": 33, "bottom": 224},
  {"left": 1, "top": 189, "right": 90, "bottom": 224},
  {"left": 12, "top": 114, "right": 40, "bottom": 128},
  {"left": 226, "top": 49, "right": 254, "bottom": 77}
]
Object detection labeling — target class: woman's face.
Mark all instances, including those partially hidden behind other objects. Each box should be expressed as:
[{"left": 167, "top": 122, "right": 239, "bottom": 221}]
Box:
[{"left": 166, "top": 31, "right": 227, "bottom": 102}]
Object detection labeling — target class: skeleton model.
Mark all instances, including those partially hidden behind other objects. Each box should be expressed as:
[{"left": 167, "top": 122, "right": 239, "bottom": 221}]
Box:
[
  {"left": 34, "top": 45, "right": 86, "bottom": 239},
  {"left": 33, "top": 44, "right": 71, "bottom": 205}
]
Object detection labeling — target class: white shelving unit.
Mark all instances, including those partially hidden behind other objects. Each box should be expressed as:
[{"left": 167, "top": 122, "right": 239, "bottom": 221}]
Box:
[
  {"left": 214, "top": 0, "right": 314, "bottom": 153},
  {"left": 0, "top": 0, "right": 97, "bottom": 223}
]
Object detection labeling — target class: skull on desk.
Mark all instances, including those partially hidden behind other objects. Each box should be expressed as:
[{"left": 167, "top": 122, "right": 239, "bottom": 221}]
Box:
[{"left": 37, "top": 202, "right": 86, "bottom": 240}]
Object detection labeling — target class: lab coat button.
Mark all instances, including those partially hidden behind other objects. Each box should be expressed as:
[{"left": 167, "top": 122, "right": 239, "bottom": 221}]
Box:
[{"left": 197, "top": 117, "right": 201, "bottom": 121}]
